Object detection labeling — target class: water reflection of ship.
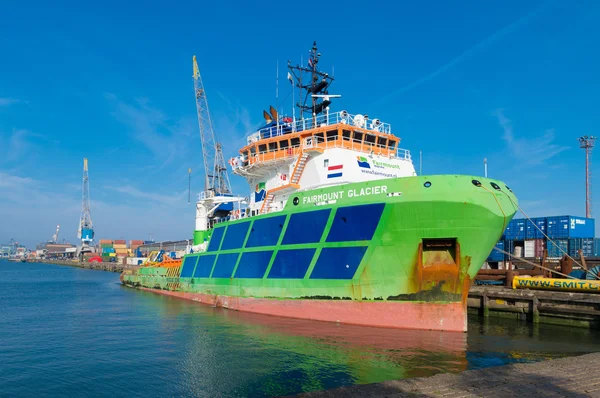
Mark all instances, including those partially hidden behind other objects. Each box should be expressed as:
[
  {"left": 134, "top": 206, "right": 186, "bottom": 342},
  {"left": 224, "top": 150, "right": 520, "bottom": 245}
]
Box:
[{"left": 151, "top": 293, "right": 468, "bottom": 392}]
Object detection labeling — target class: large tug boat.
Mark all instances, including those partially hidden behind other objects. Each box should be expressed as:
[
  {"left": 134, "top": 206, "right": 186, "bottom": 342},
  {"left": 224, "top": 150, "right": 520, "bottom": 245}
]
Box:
[{"left": 121, "top": 42, "right": 518, "bottom": 332}]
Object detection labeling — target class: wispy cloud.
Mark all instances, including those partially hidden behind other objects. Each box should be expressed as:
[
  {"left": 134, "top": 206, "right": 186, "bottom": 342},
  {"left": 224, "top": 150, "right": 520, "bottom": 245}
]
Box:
[
  {"left": 376, "top": 1, "right": 554, "bottom": 103},
  {"left": 0, "top": 171, "right": 36, "bottom": 190},
  {"left": 496, "top": 109, "right": 568, "bottom": 164},
  {"left": 0, "top": 97, "right": 26, "bottom": 106},
  {"left": 105, "top": 185, "right": 187, "bottom": 206},
  {"left": 105, "top": 93, "right": 196, "bottom": 169},
  {"left": 0, "top": 129, "right": 38, "bottom": 164}
]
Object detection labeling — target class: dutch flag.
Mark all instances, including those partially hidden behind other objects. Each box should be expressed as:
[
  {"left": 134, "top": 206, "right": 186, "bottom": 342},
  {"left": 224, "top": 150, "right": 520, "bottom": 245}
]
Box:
[{"left": 327, "top": 164, "right": 343, "bottom": 179}]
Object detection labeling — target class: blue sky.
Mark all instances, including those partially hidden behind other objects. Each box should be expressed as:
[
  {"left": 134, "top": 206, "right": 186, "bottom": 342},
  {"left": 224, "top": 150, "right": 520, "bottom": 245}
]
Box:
[{"left": 2, "top": 0, "right": 600, "bottom": 248}]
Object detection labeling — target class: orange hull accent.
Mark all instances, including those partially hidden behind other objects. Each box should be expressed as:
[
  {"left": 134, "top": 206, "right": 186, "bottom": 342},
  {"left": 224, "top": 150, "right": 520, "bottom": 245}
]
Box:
[{"left": 137, "top": 288, "right": 467, "bottom": 332}]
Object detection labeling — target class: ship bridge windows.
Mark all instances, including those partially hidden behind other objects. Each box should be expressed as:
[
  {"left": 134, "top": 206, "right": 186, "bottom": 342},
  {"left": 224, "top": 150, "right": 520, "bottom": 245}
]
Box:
[
  {"left": 279, "top": 139, "right": 289, "bottom": 149},
  {"left": 326, "top": 130, "right": 338, "bottom": 142},
  {"left": 352, "top": 131, "right": 363, "bottom": 143},
  {"left": 342, "top": 130, "right": 351, "bottom": 141},
  {"left": 268, "top": 142, "right": 278, "bottom": 152},
  {"left": 377, "top": 136, "right": 387, "bottom": 148},
  {"left": 388, "top": 140, "right": 397, "bottom": 150},
  {"left": 250, "top": 146, "right": 256, "bottom": 156},
  {"left": 258, "top": 143, "right": 267, "bottom": 153},
  {"left": 365, "top": 133, "right": 376, "bottom": 146},
  {"left": 290, "top": 137, "right": 300, "bottom": 147},
  {"left": 315, "top": 133, "right": 325, "bottom": 144}
]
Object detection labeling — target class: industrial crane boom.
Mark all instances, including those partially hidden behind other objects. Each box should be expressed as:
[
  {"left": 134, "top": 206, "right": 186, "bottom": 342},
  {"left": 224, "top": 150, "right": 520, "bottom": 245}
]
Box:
[{"left": 192, "top": 56, "right": 231, "bottom": 197}]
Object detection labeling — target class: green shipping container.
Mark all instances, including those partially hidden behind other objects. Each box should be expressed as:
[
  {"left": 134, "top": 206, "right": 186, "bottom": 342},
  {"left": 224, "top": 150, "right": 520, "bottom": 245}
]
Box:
[{"left": 101, "top": 244, "right": 113, "bottom": 248}]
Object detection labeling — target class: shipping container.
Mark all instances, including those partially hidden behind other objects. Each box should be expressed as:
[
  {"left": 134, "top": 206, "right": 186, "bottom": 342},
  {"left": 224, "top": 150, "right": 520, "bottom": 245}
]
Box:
[
  {"left": 534, "top": 239, "right": 545, "bottom": 258},
  {"left": 546, "top": 216, "right": 595, "bottom": 239},
  {"left": 524, "top": 240, "right": 535, "bottom": 258},
  {"left": 101, "top": 244, "right": 113, "bottom": 249},
  {"left": 505, "top": 216, "right": 595, "bottom": 240},
  {"left": 114, "top": 240, "right": 126, "bottom": 245},
  {"left": 99, "top": 239, "right": 113, "bottom": 244},
  {"left": 525, "top": 218, "right": 547, "bottom": 239},
  {"left": 130, "top": 240, "right": 144, "bottom": 245},
  {"left": 504, "top": 219, "right": 526, "bottom": 240},
  {"left": 595, "top": 239, "right": 600, "bottom": 256},
  {"left": 102, "top": 248, "right": 115, "bottom": 253},
  {"left": 546, "top": 238, "right": 568, "bottom": 258},
  {"left": 568, "top": 238, "right": 594, "bottom": 257},
  {"left": 126, "top": 257, "right": 146, "bottom": 265},
  {"left": 113, "top": 244, "right": 127, "bottom": 249},
  {"left": 486, "top": 240, "right": 505, "bottom": 262}
]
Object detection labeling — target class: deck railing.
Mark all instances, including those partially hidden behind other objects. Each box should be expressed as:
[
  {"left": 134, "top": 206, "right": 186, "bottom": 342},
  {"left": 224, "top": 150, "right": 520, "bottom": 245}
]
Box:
[
  {"left": 246, "top": 112, "right": 392, "bottom": 144},
  {"left": 232, "top": 136, "right": 411, "bottom": 169}
]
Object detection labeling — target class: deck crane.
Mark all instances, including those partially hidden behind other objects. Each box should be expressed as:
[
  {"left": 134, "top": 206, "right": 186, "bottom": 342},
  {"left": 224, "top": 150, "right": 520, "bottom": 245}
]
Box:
[
  {"left": 77, "top": 158, "right": 94, "bottom": 256},
  {"left": 191, "top": 56, "right": 244, "bottom": 250}
]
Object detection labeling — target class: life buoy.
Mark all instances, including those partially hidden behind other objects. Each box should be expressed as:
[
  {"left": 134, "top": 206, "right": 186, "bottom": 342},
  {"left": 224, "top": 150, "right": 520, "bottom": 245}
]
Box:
[{"left": 281, "top": 174, "right": 287, "bottom": 181}]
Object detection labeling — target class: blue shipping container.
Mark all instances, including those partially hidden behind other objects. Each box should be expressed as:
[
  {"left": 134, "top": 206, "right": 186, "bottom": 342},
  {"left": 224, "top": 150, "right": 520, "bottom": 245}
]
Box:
[
  {"left": 504, "top": 219, "right": 526, "bottom": 240},
  {"left": 568, "top": 238, "right": 594, "bottom": 257},
  {"left": 546, "top": 216, "right": 595, "bottom": 239},
  {"left": 546, "top": 239, "right": 568, "bottom": 258},
  {"left": 594, "top": 239, "right": 600, "bottom": 256},
  {"left": 486, "top": 240, "right": 505, "bottom": 262},
  {"left": 526, "top": 217, "right": 547, "bottom": 239}
]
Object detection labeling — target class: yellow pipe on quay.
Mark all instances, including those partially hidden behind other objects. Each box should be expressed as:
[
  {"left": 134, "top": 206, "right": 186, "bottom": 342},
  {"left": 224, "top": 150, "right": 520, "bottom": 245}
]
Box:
[{"left": 512, "top": 276, "right": 600, "bottom": 293}]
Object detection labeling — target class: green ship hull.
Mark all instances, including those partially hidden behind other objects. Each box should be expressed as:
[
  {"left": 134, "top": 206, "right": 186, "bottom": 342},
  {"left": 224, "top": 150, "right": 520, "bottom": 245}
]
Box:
[{"left": 122, "top": 175, "right": 517, "bottom": 331}]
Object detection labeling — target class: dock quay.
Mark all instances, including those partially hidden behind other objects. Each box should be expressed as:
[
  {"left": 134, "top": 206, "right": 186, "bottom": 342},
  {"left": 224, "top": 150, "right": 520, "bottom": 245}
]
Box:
[
  {"left": 32, "top": 259, "right": 137, "bottom": 273},
  {"left": 291, "top": 352, "right": 600, "bottom": 397},
  {"left": 468, "top": 285, "right": 600, "bottom": 328}
]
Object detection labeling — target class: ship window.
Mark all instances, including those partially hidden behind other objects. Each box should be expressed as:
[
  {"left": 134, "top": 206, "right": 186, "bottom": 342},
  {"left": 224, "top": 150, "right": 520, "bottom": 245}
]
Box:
[
  {"left": 377, "top": 136, "right": 387, "bottom": 148},
  {"left": 326, "top": 130, "right": 338, "bottom": 142},
  {"left": 324, "top": 159, "right": 329, "bottom": 167},
  {"left": 258, "top": 144, "right": 267, "bottom": 153},
  {"left": 353, "top": 131, "right": 363, "bottom": 143},
  {"left": 290, "top": 137, "right": 300, "bottom": 147},
  {"left": 279, "top": 139, "right": 289, "bottom": 149},
  {"left": 268, "top": 142, "right": 277, "bottom": 152},
  {"left": 250, "top": 146, "right": 256, "bottom": 155},
  {"left": 315, "top": 133, "right": 324, "bottom": 143},
  {"left": 342, "top": 130, "right": 351, "bottom": 141},
  {"left": 365, "top": 134, "right": 376, "bottom": 145},
  {"left": 388, "top": 140, "right": 396, "bottom": 150}
]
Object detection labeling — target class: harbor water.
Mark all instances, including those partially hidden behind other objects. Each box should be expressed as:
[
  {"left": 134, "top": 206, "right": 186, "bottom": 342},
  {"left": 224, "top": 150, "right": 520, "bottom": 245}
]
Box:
[{"left": 1, "top": 260, "right": 600, "bottom": 397}]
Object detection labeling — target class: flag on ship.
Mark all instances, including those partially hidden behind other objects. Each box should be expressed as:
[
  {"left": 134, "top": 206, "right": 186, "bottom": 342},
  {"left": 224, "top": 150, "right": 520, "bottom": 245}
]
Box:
[{"left": 327, "top": 164, "right": 343, "bottom": 179}]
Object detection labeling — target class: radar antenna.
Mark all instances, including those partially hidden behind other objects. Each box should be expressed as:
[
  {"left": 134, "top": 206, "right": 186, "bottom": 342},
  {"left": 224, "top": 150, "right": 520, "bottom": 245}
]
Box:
[{"left": 287, "top": 41, "right": 335, "bottom": 124}]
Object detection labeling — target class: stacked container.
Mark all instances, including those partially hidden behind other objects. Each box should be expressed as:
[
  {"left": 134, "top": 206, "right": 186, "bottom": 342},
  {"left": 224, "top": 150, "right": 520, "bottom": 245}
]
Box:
[
  {"left": 568, "top": 238, "right": 594, "bottom": 257},
  {"left": 113, "top": 239, "right": 127, "bottom": 262},
  {"left": 488, "top": 215, "right": 595, "bottom": 262},
  {"left": 99, "top": 239, "right": 115, "bottom": 262}
]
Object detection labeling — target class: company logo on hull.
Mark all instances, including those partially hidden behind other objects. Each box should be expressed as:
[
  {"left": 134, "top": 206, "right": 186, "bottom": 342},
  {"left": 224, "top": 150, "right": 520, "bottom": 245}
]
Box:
[
  {"left": 356, "top": 156, "right": 371, "bottom": 169},
  {"left": 254, "top": 182, "right": 266, "bottom": 202}
]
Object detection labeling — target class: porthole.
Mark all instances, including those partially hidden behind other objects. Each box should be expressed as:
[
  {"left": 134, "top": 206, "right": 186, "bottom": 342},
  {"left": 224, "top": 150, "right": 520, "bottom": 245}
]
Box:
[
  {"left": 472, "top": 179, "right": 482, "bottom": 187},
  {"left": 423, "top": 181, "right": 432, "bottom": 188},
  {"left": 505, "top": 185, "right": 513, "bottom": 193},
  {"left": 490, "top": 182, "right": 501, "bottom": 191},
  {"left": 293, "top": 197, "right": 299, "bottom": 206}
]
